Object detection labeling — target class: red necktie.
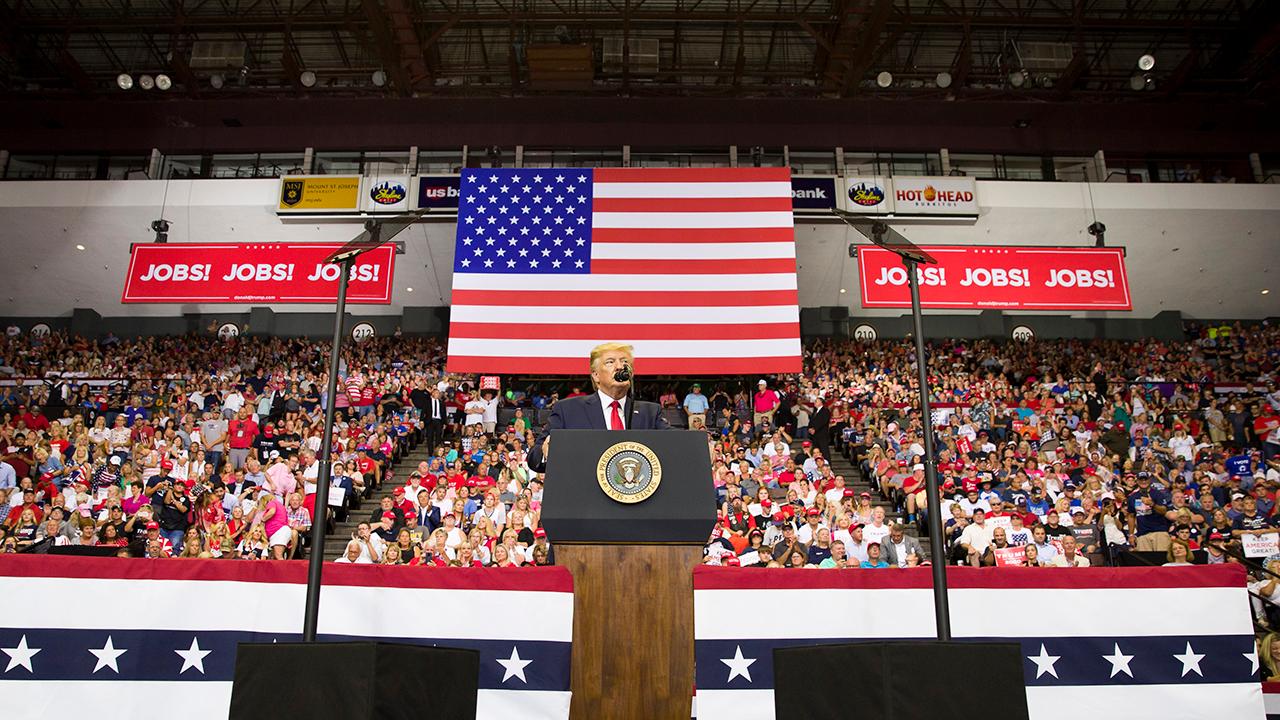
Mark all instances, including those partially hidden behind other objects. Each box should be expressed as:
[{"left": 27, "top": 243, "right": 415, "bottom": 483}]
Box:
[{"left": 609, "top": 400, "right": 624, "bottom": 431}]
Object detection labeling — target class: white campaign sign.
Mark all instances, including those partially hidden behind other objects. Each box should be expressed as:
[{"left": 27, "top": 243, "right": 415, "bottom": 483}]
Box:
[{"left": 1242, "top": 533, "right": 1280, "bottom": 558}]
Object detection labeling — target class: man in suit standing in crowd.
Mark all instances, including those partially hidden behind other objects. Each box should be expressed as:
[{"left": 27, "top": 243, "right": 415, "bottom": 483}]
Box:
[{"left": 526, "top": 342, "right": 669, "bottom": 473}]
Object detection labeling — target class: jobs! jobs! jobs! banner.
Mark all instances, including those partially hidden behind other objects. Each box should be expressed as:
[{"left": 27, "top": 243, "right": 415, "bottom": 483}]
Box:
[
  {"left": 856, "top": 245, "right": 1131, "bottom": 311},
  {"left": 121, "top": 243, "right": 396, "bottom": 304}
]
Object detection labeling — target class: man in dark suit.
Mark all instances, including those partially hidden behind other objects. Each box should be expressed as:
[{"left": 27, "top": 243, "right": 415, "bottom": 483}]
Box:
[
  {"left": 526, "top": 342, "right": 669, "bottom": 472},
  {"left": 809, "top": 396, "right": 832, "bottom": 458}
]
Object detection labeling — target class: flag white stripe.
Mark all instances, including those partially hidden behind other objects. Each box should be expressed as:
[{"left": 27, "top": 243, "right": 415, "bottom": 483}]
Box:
[
  {"left": 13, "top": 577, "right": 573, "bottom": 642},
  {"left": 694, "top": 684, "right": 1266, "bottom": 720},
  {"left": 592, "top": 181, "right": 792, "bottom": 198},
  {"left": 695, "top": 689, "right": 776, "bottom": 720},
  {"left": 0, "top": 682, "right": 571, "bottom": 720},
  {"left": 951, "top": 587, "right": 1254, "bottom": 638},
  {"left": 592, "top": 211, "right": 794, "bottom": 228},
  {"left": 695, "top": 587, "right": 1252, "bottom": 639},
  {"left": 695, "top": 589, "right": 937, "bottom": 640},
  {"left": 449, "top": 305, "right": 800, "bottom": 325},
  {"left": 451, "top": 272, "right": 798, "bottom": 291},
  {"left": 1025, "top": 684, "right": 1265, "bottom": 720},
  {"left": 448, "top": 338, "right": 801, "bottom": 359},
  {"left": 589, "top": 242, "right": 795, "bottom": 260}
]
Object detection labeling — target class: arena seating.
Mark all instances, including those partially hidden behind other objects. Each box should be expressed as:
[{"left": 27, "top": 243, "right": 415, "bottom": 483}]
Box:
[{"left": 1, "top": 325, "right": 1279, "bottom": 638}]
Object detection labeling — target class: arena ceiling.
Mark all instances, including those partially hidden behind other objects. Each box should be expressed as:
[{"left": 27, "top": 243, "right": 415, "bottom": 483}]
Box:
[{"left": 1, "top": 0, "right": 1278, "bottom": 102}]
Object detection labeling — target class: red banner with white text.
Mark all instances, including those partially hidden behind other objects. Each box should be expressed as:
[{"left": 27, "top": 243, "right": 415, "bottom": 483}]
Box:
[
  {"left": 856, "top": 245, "right": 1131, "bottom": 310},
  {"left": 121, "top": 243, "right": 396, "bottom": 304}
]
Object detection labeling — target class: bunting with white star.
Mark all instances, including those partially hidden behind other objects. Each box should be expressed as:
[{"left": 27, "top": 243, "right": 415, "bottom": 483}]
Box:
[
  {"left": 0, "top": 555, "right": 574, "bottom": 719},
  {"left": 693, "top": 565, "right": 1266, "bottom": 720}
]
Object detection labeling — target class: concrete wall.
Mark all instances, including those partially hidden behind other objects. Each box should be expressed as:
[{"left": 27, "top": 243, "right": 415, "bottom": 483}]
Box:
[{"left": 0, "top": 177, "right": 1275, "bottom": 321}]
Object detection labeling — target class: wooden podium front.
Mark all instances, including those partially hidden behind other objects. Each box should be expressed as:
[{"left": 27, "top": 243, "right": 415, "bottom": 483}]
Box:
[
  {"left": 538, "top": 430, "right": 716, "bottom": 720},
  {"left": 558, "top": 543, "right": 702, "bottom": 720}
]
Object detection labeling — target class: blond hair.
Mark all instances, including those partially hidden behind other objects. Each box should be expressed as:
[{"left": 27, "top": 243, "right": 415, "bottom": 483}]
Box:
[
  {"left": 588, "top": 342, "right": 635, "bottom": 389},
  {"left": 589, "top": 342, "right": 634, "bottom": 374}
]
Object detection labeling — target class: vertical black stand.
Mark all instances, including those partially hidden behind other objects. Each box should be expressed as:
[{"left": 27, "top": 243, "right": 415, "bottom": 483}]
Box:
[
  {"left": 905, "top": 257, "right": 951, "bottom": 641},
  {"left": 302, "top": 256, "right": 351, "bottom": 642},
  {"left": 833, "top": 210, "right": 952, "bottom": 642}
]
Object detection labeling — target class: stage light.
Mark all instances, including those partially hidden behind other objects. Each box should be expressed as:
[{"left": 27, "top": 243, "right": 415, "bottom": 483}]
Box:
[
  {"left": 138, "top": 74, "right": 155, "bottom": 90},
  {"left": 1009, "top": 70, "right": 1027, "bottom": 88},
  {"left": 116, "top": 74, "right": 134, "bottom": 90},
  {"left": 210, "top": 73, "right": 225, "bottom": 89},
  {"left": 876, "top": 71, "right": 893, "bottom": 88},
  {"left": 1137, "top": 54, "right": 1156, "bottom": 71},
  {"left": 75, "top": 244, "right": 85, "bottom": 251},
  {"left": 935, "top": 72, "right": 952, "bottom": 89},
  {"left": 300, "top": 71, "right": 317, "bottom": 88},
  {"left": 155, "top": 74, "right": 172, "bottom": 90},
  {"left": 372, "top": 70, "right": 387, "bottom": 87}
]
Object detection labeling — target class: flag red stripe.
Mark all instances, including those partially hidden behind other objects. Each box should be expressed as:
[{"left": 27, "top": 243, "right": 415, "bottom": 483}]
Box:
[
  {"left": 593, "top": 227, "right": 795, "bottom": 243},
  {"left": 591, "top": 258, "right": 795, "bottom": 274},
  {"left": 592, "top": 197, "right": 792, "bottom": 213},
  {"left": 446, "top": 355, "right": 803, "bottom": 375},
  {"left": 451, "top": 289, "right": 798, "bottom": 307},
  {"left": 594, "top": 167, "right": 792, "bottom": 183},
  {"left": 448, "top": 322, "right": 800, "bottom": 340}
]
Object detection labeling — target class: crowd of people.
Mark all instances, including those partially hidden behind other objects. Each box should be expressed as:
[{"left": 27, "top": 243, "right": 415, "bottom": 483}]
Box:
[{"left": 0, "top": 325, "right": 1278, "bottom": 583}]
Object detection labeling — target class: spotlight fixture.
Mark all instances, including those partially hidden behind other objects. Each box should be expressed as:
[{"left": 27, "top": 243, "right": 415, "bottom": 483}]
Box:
[
  {"left": 155, "top": 74, "right": 172, "bottom": 90},
  {"left": 1087, "top": 221, "right": 1107, "bottom": 248},
  {"left": 75, "top": 244, "right": 86, "bottom": 251},
  {"left": 371, "top": 70, "right": 387, "bottom": 87},
  {"left": 1263, "top": 289, "right": 1271, "bottom": 295},
  {"left": 1009, "top": 70, "right": 1028, "bottom": 88},
  {"left": 876, "top": 71, "right": 894, "bottom": 88},
  {"left": 300, "top": 70, "right": 317, "bottom": 88},
  {"left": 935, "top": 71, "right": 952, "bottom": 89},
  {"left": 116, "top": 73, "right": 134, "bottom": 90},
  {"left": 210, "top": 73, "right": 225, "bottom": 89},
  {"left": 1137, "top": 54, "right": 1156, "bottom": 71},
  {"left": 150, "top": 219, "right": 171, "bottom": 244},
  {"left": 138, "top": 74, "right": 155, "bottom": 90}
]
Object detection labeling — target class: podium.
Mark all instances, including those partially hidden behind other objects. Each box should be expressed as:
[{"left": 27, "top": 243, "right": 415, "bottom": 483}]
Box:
[{"left": 541, "top": 430, "right": 715, "bottom": 720}]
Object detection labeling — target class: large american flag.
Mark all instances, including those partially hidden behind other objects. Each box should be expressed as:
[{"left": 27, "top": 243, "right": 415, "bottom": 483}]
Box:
[{"left": 445, "top": 167, "right": 801, "bottom": 375}]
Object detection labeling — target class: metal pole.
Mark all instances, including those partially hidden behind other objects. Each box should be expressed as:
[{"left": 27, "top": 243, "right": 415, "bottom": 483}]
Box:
[
  {"left": 906, "top": 257, "right": 952, "bottom": 642},
  {"left": 302, "top": 256, "right": 351, "bottom": 642}
]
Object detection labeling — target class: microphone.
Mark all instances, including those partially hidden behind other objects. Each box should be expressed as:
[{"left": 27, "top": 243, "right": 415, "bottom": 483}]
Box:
[{"left": 613, "top": 364, "right": 632, "bottom": 383}]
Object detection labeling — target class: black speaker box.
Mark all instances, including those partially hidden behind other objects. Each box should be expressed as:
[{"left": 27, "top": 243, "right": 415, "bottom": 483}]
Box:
[
  {"left": 229, "top": 642, "right": 479, "bottom": 720},
  {"left": 773, "top": 641, "right": 1029, "bottom": 720}
]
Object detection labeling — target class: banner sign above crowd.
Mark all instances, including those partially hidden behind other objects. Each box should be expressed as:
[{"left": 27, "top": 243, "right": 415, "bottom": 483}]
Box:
[
  {"left": 840, "top": 175, "right": 979, "bottom": 217},
  {"left": 856, "top": 245, "right": 1131, "bottom": 311},
  {"left": 276, "top": 176, "right": 362, "bottom": 214},
  {"left": 121, "top": 243, "right": 396, "bottom": 304}
]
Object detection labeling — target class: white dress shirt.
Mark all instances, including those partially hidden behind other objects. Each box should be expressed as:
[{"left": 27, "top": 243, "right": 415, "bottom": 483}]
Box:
[{"left": 598, "top": 389, "right": 626, "bottom": 429}]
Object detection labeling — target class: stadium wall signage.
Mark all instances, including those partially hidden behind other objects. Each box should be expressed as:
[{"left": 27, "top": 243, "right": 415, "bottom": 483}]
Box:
[
  {"left": 276, "top": 176, "right": 362, "bottom": 214},
  {"left": 121, "top": 243, "right": 396, "bottom": 304},
  {"left": 856, "top": 245, "right": 1131, "bottom": 310}
]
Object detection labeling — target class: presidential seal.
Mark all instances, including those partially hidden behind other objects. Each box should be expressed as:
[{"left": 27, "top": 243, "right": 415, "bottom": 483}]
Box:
[{"left": 596, "top": 441, "right": 662, "bottom": 504}]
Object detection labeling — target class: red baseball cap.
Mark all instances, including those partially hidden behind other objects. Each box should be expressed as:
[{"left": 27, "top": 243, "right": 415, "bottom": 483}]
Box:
[
  {"left": 145, "top": 521, "right": 159, "bottom": 530},
  {"left": 806, "top": 507, "right": 820, "bottom": 517},
  {"left": 724, "top": 556, "right": 741, "bottom": 567},
  {"left": 843, "top": 489, "right": 855, "bottom": 497},
  {"left": 392, "top": 488, "right": 404, "bottom": 496},
  {"left": 160, "top": 460, "right": 173, "bottom": 470},
  {"left": 381, "top": 512, "right": 396, "bottom": 521},
  {"left": 534, "top": 528, "right": 547, "bottom": 538}
]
